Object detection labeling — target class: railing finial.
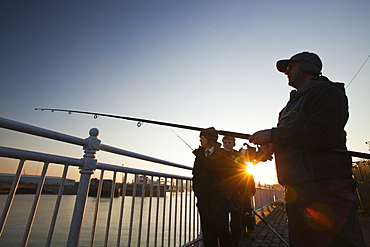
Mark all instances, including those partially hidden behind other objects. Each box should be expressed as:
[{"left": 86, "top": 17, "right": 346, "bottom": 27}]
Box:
[{"left": 81, "top": 128, "right": 101, "bottom": 172}]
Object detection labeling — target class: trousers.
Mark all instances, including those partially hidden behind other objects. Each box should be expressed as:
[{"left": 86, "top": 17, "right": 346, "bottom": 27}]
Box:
[
  {"left": 197, "top": 195, "right": 234, "bottom": 247},
  {"left": 285, "top": 178, "right": 366, "bottom": 247}
]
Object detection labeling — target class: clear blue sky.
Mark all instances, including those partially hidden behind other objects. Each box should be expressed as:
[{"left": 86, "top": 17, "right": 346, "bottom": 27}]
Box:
[{"left": 1, "top": 0, "right": 369, "bottom": 184}]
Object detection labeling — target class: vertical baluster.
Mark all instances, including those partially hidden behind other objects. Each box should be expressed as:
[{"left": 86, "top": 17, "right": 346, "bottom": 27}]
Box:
[
  {"left": 137, "top": 174, "right": 146, "bottom": 247},
  {"left": 179, "top": 179, "right": 183, "bottom": 245},
  {"left": 154, "top": 176, "right": 161, "bottom": 247},
  {"left": 145, "top": 176, "right": 154, "bottom": 247},
  {"left": 184, "top": 180, "right": 188, "bottom": 243},
  {"left": 174, "top": 178, "right": 179, "bottom": 246},
  {"left": 46, "top": 164, "right": 70, "bottom": 246},
  {"left": 161, "top": 177, "right": 167, "bottom": 247},
  {"left": 167, "top": 178, "right": 173, "bottom": 246},
  {"left": 104, "top": 171, "right": 117, "bottom": 247},
  {"left": 90, "top": 170, "right": 105, "bottom": 246},
  {"left": 0, "top": 159, "right": 25, "bottom": 234},
  {"left": 116, "top": 172, "right": 127, "bottom": 247},
  {"left": 21, "top": 161, "right": 49, "bottom": 246},
  {"left": 128, "top": 173, "right": 138, "bottom": 247}
]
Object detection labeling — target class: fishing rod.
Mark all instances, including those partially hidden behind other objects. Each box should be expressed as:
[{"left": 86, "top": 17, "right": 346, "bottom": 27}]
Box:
[
  {"left": 35, "top": 108, "right": 370, "bottom": 160},
  {"left": 34, "top": 108, "right": 251, "bottom": 139}
]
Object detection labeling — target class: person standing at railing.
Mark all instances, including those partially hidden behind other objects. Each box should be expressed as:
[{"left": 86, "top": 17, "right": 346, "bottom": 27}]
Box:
[
  {"left": 249, "top": 51, "right": 366, "bottom": 247},
  {"left": 192, "top": 127, "right": 234, "bottom": 247},
  {"left": 221, "top": 136, "right": 256, "bottom": 246}
]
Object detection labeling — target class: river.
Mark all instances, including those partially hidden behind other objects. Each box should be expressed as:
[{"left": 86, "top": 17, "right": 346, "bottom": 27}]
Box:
[{"left": 0, "top": 193, "right": 198, "bottom": 246}]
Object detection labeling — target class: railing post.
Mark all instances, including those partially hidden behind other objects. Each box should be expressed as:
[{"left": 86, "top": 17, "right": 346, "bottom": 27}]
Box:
[{"left": 67, "top": 128, "right": 100, "bottom": 247}]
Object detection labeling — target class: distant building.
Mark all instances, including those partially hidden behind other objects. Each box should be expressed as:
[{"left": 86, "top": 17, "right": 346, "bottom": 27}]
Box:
[
  {"left": 0, "top": 173, "right": 75, "bottom": 186},
  {"left": 134, "top": 176, "right": 167, "bottom": 186}
]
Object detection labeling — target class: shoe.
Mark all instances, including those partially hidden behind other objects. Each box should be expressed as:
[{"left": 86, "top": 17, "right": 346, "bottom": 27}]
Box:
[{"left": 247, "top": 230, "right": 256, "bottom": 240}]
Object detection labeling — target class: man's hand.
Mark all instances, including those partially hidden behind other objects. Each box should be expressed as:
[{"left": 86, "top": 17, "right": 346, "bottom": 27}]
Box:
[
  {"left": 256, "top": 144, "right": 273, "bottom": 162},
  {"left": 250, "top": 130, "right": 273, "bottom": 162},
  {"left": 249, "top": 129, "right": 272, "bottom": 145}
]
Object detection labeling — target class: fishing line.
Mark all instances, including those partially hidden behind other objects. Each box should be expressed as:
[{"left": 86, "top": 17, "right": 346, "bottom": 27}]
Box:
[
  {"left": 346, "top": 54, "right": 370, "bottom": 89},
  {"left": 171, "top": 130, "right": 194, "bottom": 151}
]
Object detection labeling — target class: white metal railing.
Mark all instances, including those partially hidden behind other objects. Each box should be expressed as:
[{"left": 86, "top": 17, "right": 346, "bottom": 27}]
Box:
[
  {"left": 0, "top": 116, "right": 283, "bottom": 246},
  {"left": 254, "top": 182, "right": 284, "bottom": 211}
]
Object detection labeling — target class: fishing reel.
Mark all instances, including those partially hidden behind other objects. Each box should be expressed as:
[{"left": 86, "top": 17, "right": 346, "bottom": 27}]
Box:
[
  {"left": 239, "top": 143, "right": 258, "bottom": 164},
  {"left": 239, "top": 142, "right": 272, "bottom": 164}
]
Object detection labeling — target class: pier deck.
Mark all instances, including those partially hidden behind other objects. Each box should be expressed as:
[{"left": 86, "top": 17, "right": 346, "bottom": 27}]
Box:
[{"left": 240, "top": 203, "right": 370, "bottom": 247}]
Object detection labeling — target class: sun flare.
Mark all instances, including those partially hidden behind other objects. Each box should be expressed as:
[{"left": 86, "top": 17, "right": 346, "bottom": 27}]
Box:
[{"left": 245, "top": 161, "right": 277, "bottom": 185}]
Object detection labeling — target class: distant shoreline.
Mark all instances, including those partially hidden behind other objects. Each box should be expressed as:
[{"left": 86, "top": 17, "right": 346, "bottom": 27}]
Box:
[{"left": 0, "top": 182, "right": 78, "bottom": 195}]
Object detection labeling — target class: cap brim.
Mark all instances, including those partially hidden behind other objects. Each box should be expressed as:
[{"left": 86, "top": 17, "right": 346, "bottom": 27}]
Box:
[{"left": 276, "top": 59, "right": 290, "bottom": 73}]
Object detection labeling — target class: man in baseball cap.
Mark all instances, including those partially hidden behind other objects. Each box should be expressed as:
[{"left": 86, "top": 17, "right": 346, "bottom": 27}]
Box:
[{"left": 249, "top": 51, "right": 366, "bottom": 246}]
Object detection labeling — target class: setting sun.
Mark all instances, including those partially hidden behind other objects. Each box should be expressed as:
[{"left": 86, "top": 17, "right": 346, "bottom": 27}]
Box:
[{"left": 245, "top": 161, "right": 278, "bottom": 185}]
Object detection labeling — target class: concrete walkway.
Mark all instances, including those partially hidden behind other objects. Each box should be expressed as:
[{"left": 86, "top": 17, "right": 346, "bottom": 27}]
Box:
[
  {"left": 240, "top": 203, "right": 370, "bottom": 247},
  {"left": 240, "top": 203, "right": 288, "bottom": 247}
]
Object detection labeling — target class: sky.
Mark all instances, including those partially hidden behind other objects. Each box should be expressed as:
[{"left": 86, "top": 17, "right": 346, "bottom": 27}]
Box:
[{"left": 1, "top": 0, "right": 369, "bottom": 185}]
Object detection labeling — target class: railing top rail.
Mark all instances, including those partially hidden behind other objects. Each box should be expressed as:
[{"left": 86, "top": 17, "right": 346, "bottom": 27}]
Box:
[
  {"left": 0, "top": 146, "right": 84, "bottom": 166},
  {"left": 0, "top": 116, "right": 87, "bottom": 146},
  {"left": 0, "top": 145, "right": 192, "bottom": 180},
  {"left": 0, "top": 116, "right": 191, "bottom": 171}
]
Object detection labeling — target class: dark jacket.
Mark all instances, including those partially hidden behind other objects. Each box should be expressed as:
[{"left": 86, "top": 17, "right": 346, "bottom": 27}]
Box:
[
  {"left": 271, "top": 76, "right": 353, "bottom": 185},
  {"left": 192, "top": 144, "right": 230, "bottom": 200},
  {"left": 223, "top": 149, "right": 256, "bottom": 201}
]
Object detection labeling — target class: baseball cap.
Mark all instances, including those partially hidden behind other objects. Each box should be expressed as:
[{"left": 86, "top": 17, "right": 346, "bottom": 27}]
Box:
[{"left": 276, "top": 51, "right": 322, "bottom": 75}]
